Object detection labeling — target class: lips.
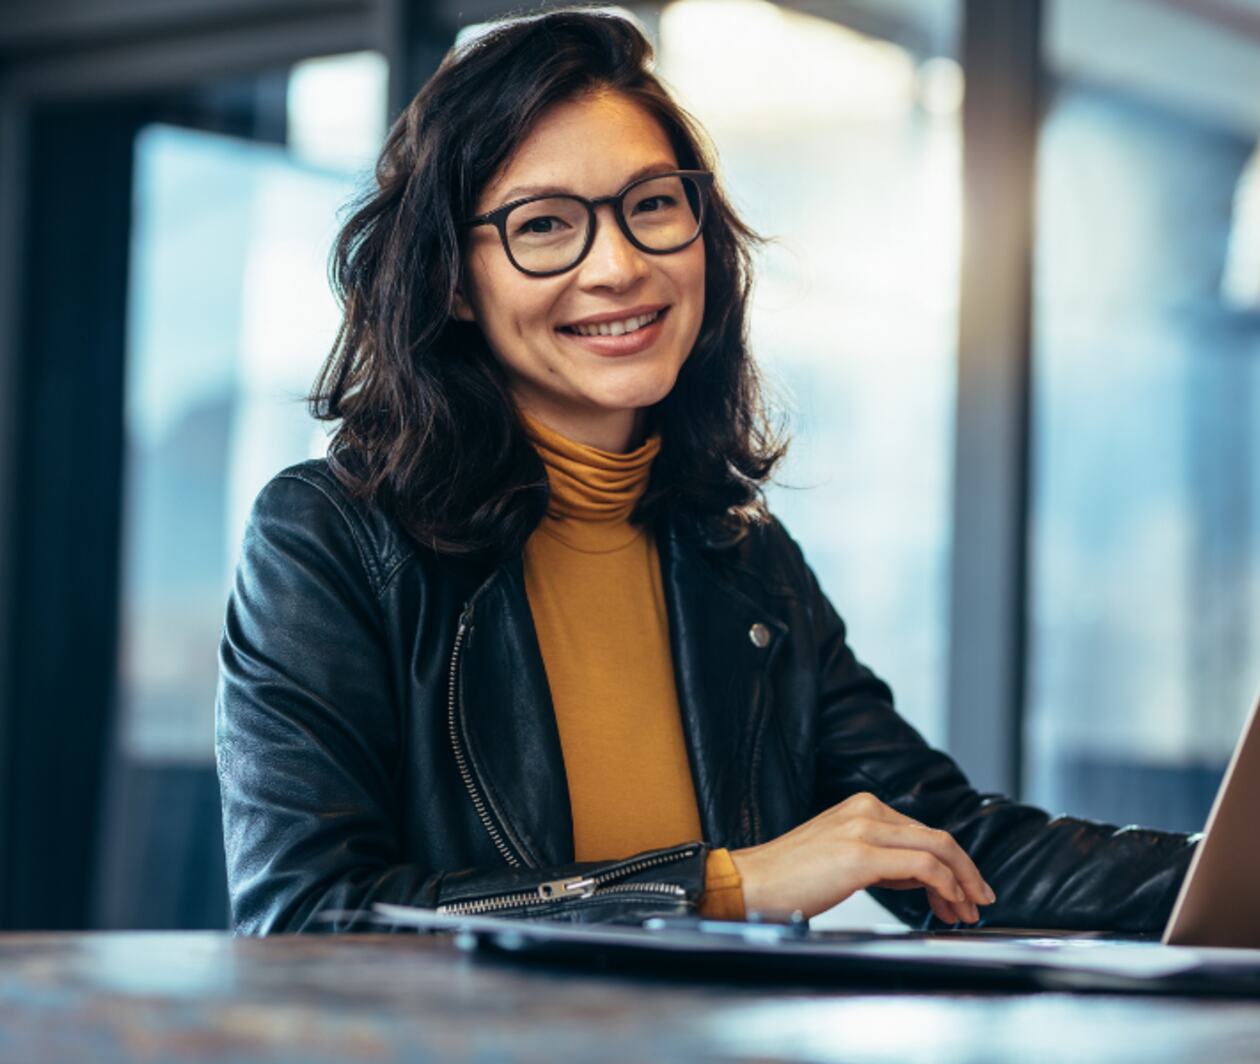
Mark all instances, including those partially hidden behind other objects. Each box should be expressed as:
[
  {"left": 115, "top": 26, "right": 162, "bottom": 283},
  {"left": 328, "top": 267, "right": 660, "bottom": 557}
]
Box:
[
  {"left": 565, "top": 307, "right": 664, "bottom": 338},
  {"left": 558, "top": 303, "right": 670, "bottom": 333},
  {"left": 556, "top": 306, "right": 670, "bottom": 357}
]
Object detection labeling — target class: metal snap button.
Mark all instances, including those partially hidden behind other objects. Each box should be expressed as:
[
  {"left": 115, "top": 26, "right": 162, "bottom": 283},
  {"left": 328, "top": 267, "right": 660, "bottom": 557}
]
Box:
[{"left": 748, "top": 622, "right": 771, "bottom": 648}]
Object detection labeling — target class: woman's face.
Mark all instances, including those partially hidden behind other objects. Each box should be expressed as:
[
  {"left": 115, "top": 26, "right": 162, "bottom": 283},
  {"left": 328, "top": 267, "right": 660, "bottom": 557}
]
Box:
[{"left": 455, "top": 90, "right": 706, "bottom": 452}]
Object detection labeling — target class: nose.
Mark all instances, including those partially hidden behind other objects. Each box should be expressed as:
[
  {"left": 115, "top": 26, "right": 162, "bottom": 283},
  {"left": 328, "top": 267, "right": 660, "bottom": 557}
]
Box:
[{"left": 576, "top": 203, "right": 650, "bottom": 290}]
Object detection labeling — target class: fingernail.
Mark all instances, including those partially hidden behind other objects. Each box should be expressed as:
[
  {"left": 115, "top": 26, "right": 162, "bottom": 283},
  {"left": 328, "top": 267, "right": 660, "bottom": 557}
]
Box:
[{"left": 983, "top": 883, "right": 997, "bottom": 904}]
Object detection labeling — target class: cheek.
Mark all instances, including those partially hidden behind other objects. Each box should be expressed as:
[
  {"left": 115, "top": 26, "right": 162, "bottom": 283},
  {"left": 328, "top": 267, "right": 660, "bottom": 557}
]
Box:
[
  {"left": 478, "top": 266, "right": 563, "bottom": 329},
  {"left": 470, "top": 256, "right": 549, "bottom": 335},
  {"left": 674, "top": 249, "right": 706, "bottom": 358},
  {"left": 676, "top": 244, "right": 707, "bottom": 304},
  {"left": 471, "top": 276, "right": 573, "bottom": 378},
  {"left": 673, "top": 246, "right": 706, "bottom": 329}
]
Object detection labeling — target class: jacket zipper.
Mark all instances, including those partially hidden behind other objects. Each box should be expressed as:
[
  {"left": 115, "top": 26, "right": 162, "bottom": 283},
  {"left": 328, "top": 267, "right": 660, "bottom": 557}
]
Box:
[
  {"left": 436, "top": 846, "right": 700, "bottom": 917},
  {"left": 447, "top": 605, "right": 524, "bottom": 869}
]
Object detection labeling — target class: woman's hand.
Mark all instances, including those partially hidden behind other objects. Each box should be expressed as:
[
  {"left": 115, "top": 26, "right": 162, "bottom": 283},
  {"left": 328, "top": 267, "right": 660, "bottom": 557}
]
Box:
[{"left": 728, "top": 791, "right": 997, "bottom": 923}]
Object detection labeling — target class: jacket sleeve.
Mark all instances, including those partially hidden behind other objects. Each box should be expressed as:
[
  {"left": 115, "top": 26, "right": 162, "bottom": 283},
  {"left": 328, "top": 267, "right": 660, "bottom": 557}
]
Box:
[
  {"left": 215, "top": 471, "right": 708, "bottom": 934},
  {"left": 788, "top": 535, "right": 1199, "bottom": 932}
]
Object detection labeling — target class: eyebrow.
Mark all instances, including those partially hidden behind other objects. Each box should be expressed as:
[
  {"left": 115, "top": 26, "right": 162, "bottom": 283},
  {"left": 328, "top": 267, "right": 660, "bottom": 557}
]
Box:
[{"left": 492, "top": 161, "right": 679, "bottom": 208}]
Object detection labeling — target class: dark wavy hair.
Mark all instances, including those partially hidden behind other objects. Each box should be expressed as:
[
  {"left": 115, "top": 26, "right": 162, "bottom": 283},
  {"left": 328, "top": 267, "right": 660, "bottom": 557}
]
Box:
[{"left": 309, "top": 6, "right": 786, "bottom": 559}]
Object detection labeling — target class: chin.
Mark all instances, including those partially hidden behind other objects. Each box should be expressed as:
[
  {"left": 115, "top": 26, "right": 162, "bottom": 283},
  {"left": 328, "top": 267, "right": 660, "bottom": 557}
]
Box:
[
  {"left": 587, "top": 385, "right": 676, "bottom": 419},
  {"left": 585, "top": 360, "right": 685, "bottom": 412}
]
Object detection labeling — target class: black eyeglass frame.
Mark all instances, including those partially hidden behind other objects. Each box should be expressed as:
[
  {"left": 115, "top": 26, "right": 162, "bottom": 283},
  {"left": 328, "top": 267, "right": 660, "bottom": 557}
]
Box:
[{"left": 464, "top": 169, "right": 715, "bottom": 277}]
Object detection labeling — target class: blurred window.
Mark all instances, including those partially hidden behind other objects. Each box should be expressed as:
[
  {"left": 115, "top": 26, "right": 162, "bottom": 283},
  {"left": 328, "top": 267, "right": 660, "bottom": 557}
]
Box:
[
  {"left": 1027, "top": 0, "right": 1260, "bottom": 830},
  {"left": 655, "top": 0, "right": 962, "bottom": 926},
  {"left": 118, "top": 52, "right": 387, "bottom": 764},
  {"left": 658, "top": 0, "right": 962, "bottom": 748},
  {"left": 98, "top": 53, "right": 386, "bottom": 928}
]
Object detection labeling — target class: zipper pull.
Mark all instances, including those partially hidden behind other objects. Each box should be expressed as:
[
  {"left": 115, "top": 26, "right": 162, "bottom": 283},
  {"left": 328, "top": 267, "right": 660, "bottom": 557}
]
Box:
[{"left": 537, "top": 875, "right": 596, "bottom": 901}]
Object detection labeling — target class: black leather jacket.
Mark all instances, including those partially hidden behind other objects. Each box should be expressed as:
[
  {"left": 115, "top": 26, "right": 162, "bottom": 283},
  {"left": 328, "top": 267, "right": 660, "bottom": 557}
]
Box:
[{"left": 215, "top": 459, "right": 1197, "bottom": 934}]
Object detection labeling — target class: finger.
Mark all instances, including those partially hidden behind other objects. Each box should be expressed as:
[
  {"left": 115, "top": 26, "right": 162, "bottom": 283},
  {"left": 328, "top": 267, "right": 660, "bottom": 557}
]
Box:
[
  {"left": 886, "top": 819, "right": 996, "bottom": 908},
  {"left": 863, "top": 846, "right": 969, "bottom": 913},
  {"left": 873, "top": 814, "right": 994, "bottom": 906},
  {"left": 926, "top": 889, "right": 963, "bottom": 925},
  {"left": 881, "top": 878, "right": 965, "bottom": 924},
  {"left": 927, "top": 886, "right": 978, "bottom": 925},
  {"left": 941, "top": 891, "right": 979, "bottom": 924},
  {"left": 831, "top": 796, "right": 997, "bottom": 906},
  {"left": 850, "top": 819, "right": 994, "bottom": 908}
]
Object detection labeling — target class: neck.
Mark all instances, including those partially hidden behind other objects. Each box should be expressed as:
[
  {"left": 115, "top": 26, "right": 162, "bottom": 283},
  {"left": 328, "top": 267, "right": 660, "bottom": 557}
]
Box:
[{"left": 520, "top": 406, "right": 661, "bottom": 545}]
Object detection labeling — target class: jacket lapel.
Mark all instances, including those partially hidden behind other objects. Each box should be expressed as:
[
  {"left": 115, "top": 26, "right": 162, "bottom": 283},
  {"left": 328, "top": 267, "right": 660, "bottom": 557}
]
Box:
[
  {"left": 456, "top": 557, "right": 574, "bottom": 868},
  {"left": 659, "top": 517, "right": 788, "bottom": 850}
]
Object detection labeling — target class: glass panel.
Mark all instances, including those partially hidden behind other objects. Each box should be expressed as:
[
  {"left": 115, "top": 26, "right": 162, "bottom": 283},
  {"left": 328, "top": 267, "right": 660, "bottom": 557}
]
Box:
[
  {"left": 656, "top": 0, "right": 962, "bottom": 926},
  {"left": 98, "top": 53, "right": 388, "bottom": 930},
  {"left": 658, "top": 0, "right": 961, "bottom": 747},
  {"left": 1027, "top": 0, "right": 1260, "bottom": 831},
  {"left": 118, "top": 51, "right": 387, "bottom": 765}
]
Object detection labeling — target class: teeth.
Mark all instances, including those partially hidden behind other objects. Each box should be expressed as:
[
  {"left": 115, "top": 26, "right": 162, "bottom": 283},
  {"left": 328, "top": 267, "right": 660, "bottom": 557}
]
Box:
[{"left": 570, "top": 309, "right": 662, "bottom": 337}]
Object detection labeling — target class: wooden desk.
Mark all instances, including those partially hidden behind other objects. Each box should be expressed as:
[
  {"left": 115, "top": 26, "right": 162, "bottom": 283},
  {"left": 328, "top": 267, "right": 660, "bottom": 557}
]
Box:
[{"left": 2, "top": 932, "right": 1258, "bottom": 1063}]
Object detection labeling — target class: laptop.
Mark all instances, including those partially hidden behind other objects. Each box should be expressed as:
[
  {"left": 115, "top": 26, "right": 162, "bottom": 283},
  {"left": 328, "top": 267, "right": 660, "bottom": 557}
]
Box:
[
  {"left": 913, "top": 685, "right": 1260, "bottom": 949},
  {"left": 366, "top": 690, "right": 1260, "bottom": 994},
  {"left": 1162, "top": 688, "right": 1260, "bottom": 947}
]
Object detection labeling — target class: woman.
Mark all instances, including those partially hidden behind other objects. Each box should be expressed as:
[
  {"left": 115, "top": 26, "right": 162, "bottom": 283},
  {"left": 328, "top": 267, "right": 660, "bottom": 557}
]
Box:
[{"left": 215, "top": 8, "right": 1195, "bottom": 934}]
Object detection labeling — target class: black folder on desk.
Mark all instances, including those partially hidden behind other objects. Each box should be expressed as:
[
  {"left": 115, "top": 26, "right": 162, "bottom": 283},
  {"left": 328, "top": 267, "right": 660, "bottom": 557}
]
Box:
[{"left": 368, "top": 905, "right": 1260, "bottom": 997}]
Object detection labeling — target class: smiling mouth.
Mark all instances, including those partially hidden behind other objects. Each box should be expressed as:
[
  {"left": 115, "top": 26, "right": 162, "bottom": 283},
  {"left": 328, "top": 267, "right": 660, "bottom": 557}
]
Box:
[{"left": 558, "top": 307, "right": 668, "bottom": 337}]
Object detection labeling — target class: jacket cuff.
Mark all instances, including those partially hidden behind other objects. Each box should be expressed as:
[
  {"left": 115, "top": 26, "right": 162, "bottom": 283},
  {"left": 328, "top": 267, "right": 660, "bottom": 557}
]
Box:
[{"left": 698, "top": 847, "right": 746, "bottom": 920}]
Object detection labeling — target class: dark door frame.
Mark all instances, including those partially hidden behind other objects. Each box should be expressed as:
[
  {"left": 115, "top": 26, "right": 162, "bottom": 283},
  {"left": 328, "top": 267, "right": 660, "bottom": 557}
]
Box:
[
  {"left": 0, "top": 0, "right": 463, "bottom": 930},
  {"left": 946, "top": 0, "right": 1042, "bottom": 797}
]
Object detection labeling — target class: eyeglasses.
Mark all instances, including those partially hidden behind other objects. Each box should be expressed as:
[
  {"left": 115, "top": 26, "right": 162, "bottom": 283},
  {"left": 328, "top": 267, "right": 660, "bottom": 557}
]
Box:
[{"left": 464, "top": 169, "right": 714, "bottom": 277}]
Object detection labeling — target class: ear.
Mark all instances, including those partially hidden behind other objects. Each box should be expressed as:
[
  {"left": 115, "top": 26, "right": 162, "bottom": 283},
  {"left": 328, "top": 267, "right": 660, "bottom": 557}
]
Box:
[{"left": 452, "top": 284, "right": 476, "bottom": 323}]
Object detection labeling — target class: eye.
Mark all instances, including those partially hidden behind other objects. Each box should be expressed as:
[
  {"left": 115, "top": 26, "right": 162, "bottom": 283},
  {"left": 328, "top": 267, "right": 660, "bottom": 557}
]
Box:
[
  {"left": 514, "top": 215, "right": 571, "bottom": 237},
  {"left": 633, "top": 195, "right": 677, "bottom": 214}
]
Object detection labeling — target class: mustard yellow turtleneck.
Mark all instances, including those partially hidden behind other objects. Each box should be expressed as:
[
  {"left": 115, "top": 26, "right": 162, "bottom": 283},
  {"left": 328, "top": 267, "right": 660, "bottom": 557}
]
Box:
[{"left": 520, "top": 411, "right": 744, "bottom": 920}]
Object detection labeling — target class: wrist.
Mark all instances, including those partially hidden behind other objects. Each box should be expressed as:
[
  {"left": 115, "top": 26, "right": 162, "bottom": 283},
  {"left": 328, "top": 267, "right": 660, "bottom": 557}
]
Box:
[{"left": 728, "top": 846, "right": 764, "bottom": 913}]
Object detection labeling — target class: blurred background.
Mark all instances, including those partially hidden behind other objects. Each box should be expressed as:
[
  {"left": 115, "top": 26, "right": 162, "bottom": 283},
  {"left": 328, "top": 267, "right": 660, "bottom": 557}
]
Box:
[{"left": 0, "top": 0, "right": 1257, "bottom": 931}]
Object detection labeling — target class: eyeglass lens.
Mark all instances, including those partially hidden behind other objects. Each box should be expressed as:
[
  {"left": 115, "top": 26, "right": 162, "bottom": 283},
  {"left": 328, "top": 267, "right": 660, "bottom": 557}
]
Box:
[{"left": 505, "top": 174, "right": 703, "bottom": 273}]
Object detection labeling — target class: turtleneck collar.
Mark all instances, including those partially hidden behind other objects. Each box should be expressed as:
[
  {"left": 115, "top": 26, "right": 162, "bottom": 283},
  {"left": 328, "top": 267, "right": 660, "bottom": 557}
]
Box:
[{"left": 520, "top": 410, "right": 661, "bottom": 553}]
